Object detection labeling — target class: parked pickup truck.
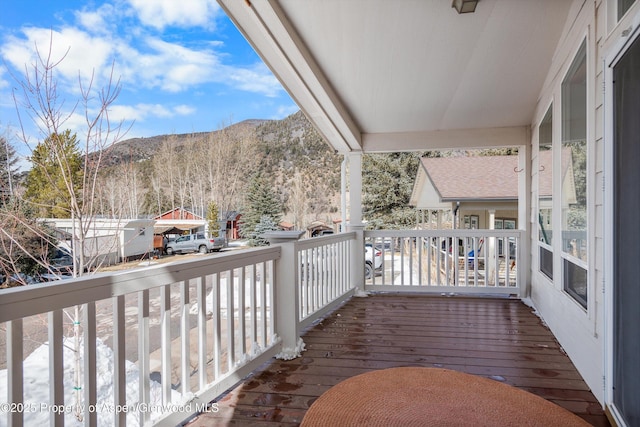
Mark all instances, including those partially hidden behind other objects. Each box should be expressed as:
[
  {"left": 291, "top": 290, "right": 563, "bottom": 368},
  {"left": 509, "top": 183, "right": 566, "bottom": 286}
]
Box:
[{"left": 165, "top": 233, "right": 226, "bottom": 255}]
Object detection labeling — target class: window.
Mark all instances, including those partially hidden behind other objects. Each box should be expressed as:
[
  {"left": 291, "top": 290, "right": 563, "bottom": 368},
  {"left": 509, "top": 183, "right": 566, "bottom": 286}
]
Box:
[
  {"left": 618, "top": 0, "right": 636, "bottom": 19},
  {"left": 564, "top": 259, "right": 587, "bottom": 308},
  {"left": 540, "top": 246, "right": 553, "bottom": 280},
  {"left": 561, "top": 40, "right": 588, "bottom": 306},
  {"left": 538, "top": 105, "right": 553, "bottom": 279}
]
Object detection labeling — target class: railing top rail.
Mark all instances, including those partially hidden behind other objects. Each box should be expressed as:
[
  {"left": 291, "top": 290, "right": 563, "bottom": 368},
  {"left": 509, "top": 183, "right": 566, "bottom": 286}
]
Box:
[
  {"left": 295, "top": 231, "right": 356, "bottom": 251},
  {"left": 365, "top": 229, "right": 523, "bottom": 238},
  {"left": 0, "top": 246, "right": 281, "bottom": 324}
]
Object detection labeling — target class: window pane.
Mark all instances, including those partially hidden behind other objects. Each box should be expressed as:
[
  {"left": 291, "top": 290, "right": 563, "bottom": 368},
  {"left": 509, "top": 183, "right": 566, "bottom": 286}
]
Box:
[
  {"left": 564, "top": 259, "right": 587, "bottom": 309},
  {"left": 618, "top": 0, "right": 635, "bottom": 20},
  {"left": 561, "top": 41, "right": 587, "bottom": 263},
  {"left": 538, "top": 105, "right": 553, "bottom": 244},
  {"left": 540, "top": 246, "right": 553, "bottom": 280}
]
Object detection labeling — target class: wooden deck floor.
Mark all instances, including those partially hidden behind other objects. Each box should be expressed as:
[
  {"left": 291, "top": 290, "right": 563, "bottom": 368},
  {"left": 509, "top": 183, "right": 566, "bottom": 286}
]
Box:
[{"left": 185, "top": 294, "right": 609, "bottom": 426}]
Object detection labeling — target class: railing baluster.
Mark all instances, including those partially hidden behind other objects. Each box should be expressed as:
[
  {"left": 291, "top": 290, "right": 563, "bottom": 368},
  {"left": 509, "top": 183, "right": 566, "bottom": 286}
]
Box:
[
  {"left": 426, "top": 237, "right": 432, "bottom": 286},
  {"left": 197, "top": 275, "right": 207, "bottom": 390},
  {"left": 249, "top": 267, "right": 257, "bottom": 353},
  {"left": 113, "top": 295, "right": 126, "bottom": 427},
  {"left": 260, "top": 261, "right": 267, "bottom": 348},
  {"left": 473, "top": 237, "right": 480, "bottom": 287},
  {"left": 312, "top": 247, "right": 318, "bottom": 312},
  {"left": 297, "top": 250, "right": 303, "bottom": 319},
  {"left": 226, "top": 269, "right": 235, "bottom": 371},
  {"left": 213, "top": 273, "right": 221, "bottom": 378},
  {"left": 268, "top": 260, "right": 276, "bottom": 340},
  {"left": 238, "top": 267, "right": 247, "bottom": 356},
  {"left": 400, "top": 237, "right": 406, "bottom": 286},
  {"left": 138, "top": 290, "right": 150, "bottom": 426},
  {"left": 83, "top": 302, "right": 97, "bottom": 426},
  {"left": 7, "top": 319, "right": 23, "bottom": 427},
  {"left": 160, "top": 285, "right": 172, "bottom": 405},
  {"left": 418, "top": 236, "right": 423, "bottom": 285},
  {"left": 409, "top": 237, "right": 416, "bottom": 286},
  {"left": 180, "top": 281, "right": 190, "bottom": 395},
  {"left": 48, "top": 310, "right": 63, "bottom": 426},
  {"left": 436, "top": 238, "right": 442, "bottom": 285},
  {"left": 391, "top": 238, "right": 396, "bottom": 284},
  {"left": 445, "top": 238, "right": 451, "bottom": 285}
]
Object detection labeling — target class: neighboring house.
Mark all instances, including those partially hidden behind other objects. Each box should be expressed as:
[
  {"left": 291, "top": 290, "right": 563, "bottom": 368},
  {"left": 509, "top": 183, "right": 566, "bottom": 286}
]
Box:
[
  {"left": 42, "top": 218, "right": 156, "bottom": 266},
  {"left": 155, "top": 207, "right": 203, "bottom": 220},
  {"left": 220, "top": 0, "right": 640, "bottom": 424},
  {"left": 280, "top": 221, "right": 295, "bottom": 231},
  {"left": 222, "top": 211, "right": 242, "bottom": 240},
  {"left": 306, "top": 220, "right": 333, "bottom": 238},
  {"left": 153, "top": 208, "right": 206, "bottom": 236},
  {"left": 410, "top": 151, "right": 576, "bottom": 231}
]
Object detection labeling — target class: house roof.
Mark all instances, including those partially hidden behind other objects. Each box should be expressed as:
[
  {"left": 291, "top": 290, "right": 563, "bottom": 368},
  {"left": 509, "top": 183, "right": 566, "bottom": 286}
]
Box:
[
  {"left": 154, "top": 208, "right": 203, "bottom": 221},
  {"left": 410, "top": 149, "right": 569, "bottom": 207},
  {"left": 420, "top": 155, "right": 520, "bottom": 201},
  {"left": 218, "top": 0, "right": 573, "bottom": 153}
]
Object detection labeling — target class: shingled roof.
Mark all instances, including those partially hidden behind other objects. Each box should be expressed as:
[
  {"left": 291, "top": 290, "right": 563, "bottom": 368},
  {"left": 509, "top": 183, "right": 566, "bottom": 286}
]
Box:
[
  {"left": 417, "top": 151, "right": 554, "bottom": 201},
  {"left": 420, "top": 155, "right": 519, "bottom": 201}
]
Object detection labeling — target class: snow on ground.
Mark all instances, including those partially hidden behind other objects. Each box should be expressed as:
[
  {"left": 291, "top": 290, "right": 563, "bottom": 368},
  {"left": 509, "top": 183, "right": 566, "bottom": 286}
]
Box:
[
  {"left": 0, "top": 338, "right": 178, "bottom": 427},
  {"left": 189, "top": 275, "right": 267, "bottom": 316}
]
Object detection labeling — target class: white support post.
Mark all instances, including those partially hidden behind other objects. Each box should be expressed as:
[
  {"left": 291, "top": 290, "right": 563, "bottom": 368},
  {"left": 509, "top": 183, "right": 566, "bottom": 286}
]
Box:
[
  {"left": 518, "top": 144, "right": 531, "bottom": 297},
  {"left": 488, "top": 209, "right": 497, "bottom": 285},
  {"left": 348, "top": 152, "right": 367, "bottom": 296},
  {"left": 263, "top": 231, "right": 305, "bottom": 360}
]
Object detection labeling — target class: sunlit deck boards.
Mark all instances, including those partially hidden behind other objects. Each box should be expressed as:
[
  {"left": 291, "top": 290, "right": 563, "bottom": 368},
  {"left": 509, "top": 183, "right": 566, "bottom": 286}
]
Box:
[{"left": 186, "top": 295, "right": 609, "bottom": 427}]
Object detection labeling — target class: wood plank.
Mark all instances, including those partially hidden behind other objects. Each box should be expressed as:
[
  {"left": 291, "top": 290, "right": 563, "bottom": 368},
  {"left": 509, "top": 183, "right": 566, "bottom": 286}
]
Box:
[{"left": 186, "top": 295, "right": 609, "bottom": 427}]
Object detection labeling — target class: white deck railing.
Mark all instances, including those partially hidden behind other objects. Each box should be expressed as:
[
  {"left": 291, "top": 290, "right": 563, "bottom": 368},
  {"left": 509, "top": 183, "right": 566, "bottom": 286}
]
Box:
[
  {"left": 1, "top": 247, "right": 281, "bottom": 427},
  {"left": 364, "top": 229, "right": 523, "bottom": 296},
  {"left": 2, "top": 228, "right": 520, "bottom": 426},
  {"left": 296, "top": 232, "right": 355, "bottom": 329}
]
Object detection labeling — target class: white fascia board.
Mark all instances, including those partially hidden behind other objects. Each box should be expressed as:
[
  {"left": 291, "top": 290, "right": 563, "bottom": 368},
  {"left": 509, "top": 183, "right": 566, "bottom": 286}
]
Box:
[
  {"left": 362, "top": 126, "right": 530, "bottom": 152},
  {"left": 218, "top": 0, "right": 362, "bottom": 153}
]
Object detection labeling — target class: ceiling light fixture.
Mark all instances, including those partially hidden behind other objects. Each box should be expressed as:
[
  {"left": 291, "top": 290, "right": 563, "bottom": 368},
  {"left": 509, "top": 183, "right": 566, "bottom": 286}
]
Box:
[{"left": 452, "top": 0, "right": 478, "bottom": 14}]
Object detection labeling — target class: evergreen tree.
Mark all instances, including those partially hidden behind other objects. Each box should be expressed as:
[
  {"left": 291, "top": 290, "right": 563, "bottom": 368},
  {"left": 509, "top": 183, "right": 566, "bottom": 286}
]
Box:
[
  {"left": 240, "top": 172, "right": 282, "bottom": 241},
  {"left": 24, "top": 130, "right": 83, "bottom": 218},
  {"left": 362, "top": 152, "right": 422, "bottom": 229},
  {"left": 250, "top": 215, "right": 280, "bottom": 246},
  {"left": 0, "top": 199, "right": 56, "bottom": 284},
  {"left": 207, "top": 201, "right": 220, "bottom": 238},
  {"left": 0, "top": 136, "right": 20, "bottom": 202}
]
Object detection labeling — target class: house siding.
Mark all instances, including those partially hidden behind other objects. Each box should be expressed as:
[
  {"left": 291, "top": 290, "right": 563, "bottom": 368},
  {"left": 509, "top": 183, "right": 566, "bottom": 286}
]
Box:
[
  {"left": 530, "top": 0, "right": 640, "bottom": 407},
  {"left": 530, "top": 0, "right": 606, "bottom": 404}
]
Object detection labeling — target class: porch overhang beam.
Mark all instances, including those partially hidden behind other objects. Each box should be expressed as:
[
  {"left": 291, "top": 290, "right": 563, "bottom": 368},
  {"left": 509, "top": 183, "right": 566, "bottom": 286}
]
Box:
[
  {"left": 217, "top": 0, "right": 362, "bottom": 153},
  {"left": 362, "top": 126, "right": 530, "bottom": 152}
]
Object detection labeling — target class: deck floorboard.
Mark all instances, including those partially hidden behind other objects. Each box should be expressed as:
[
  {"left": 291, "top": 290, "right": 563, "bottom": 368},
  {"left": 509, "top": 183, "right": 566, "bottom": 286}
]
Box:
[{"left": 185, "top": 295, "right": 610, "bottom": 427}]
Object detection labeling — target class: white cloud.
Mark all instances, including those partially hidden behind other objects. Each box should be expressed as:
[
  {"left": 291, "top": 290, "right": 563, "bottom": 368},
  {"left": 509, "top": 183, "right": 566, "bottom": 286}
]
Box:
[
  {"left": 127, "top": 0, "right": 220, "bottom": 30},
  {"left": 1, "top": 27, "right": 115, "bottom": 89},
  {"left": 108, "top": 103, "right": 195, "bottom": 122},
  {"left": 75, "top": 3, "right": 119, "bottom": 35},
  {"left": 126, "top": 37, "right": 218, "bottom": 92},
  {"left": 0, "top": 0, "right": 285, "bottom": 139},
  {"left": 225, "top": 62, "right": 283, "bottom": 98},
  {"left": 174, "top": 104, "right": 196, "bottom": 115}
]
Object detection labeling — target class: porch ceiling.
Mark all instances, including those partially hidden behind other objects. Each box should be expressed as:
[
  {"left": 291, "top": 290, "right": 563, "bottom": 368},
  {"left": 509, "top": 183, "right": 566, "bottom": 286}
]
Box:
[{"left": 218, "top": 0, "right": 572, "bottom": 153}]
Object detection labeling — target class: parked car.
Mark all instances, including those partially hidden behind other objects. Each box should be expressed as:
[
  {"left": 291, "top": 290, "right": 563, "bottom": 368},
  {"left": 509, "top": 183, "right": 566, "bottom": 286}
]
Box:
[
  {"left": 365, "top": 244, "right": 383, "bottom": 279},
  {"left": 165, "top": 233, "right": 225, "bottom": 255},
  {"left": 50, "top": 247, "right": 74, "bottom": 275}
]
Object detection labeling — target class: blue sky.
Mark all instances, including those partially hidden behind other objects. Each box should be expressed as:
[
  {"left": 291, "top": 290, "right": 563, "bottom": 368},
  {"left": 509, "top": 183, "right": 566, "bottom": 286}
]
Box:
[{"left": 0, "top": 0, "right": 298, "bottom": 155}]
